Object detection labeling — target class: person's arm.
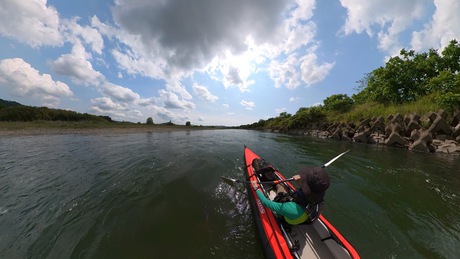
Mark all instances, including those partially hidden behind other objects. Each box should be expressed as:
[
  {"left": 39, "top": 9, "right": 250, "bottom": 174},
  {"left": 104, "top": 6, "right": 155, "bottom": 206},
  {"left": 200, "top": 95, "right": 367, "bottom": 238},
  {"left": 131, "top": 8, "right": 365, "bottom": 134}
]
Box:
[
  {"left": 251, "top": 181, "right": 302, "bottom": 218},
  {"left": 255, "top": 189, "right": 285, "bottom": 212},
  {"left": 251, "top": 181, "right": 284, "bottom": 212}
]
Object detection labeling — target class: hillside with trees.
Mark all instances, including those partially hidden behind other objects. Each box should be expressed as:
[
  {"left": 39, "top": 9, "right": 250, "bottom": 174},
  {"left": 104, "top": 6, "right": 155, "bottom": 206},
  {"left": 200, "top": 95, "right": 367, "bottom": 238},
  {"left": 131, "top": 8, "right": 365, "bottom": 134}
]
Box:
[
  {"left": 0, "top": 100, "right": 112, "bottom": 123},
  {"left": 241, "top": 39, "right": 460, "bottom": 130},
  {"left": 0, "top": 100, "right": 203, "bottom": 129}
]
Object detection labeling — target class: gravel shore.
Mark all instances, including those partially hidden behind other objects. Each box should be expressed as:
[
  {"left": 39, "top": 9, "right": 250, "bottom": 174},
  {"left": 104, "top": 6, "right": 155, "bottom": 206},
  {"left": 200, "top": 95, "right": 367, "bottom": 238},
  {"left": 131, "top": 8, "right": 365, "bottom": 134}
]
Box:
[{"left": 0, "top": 125, "right": 215, "bottom": 136}]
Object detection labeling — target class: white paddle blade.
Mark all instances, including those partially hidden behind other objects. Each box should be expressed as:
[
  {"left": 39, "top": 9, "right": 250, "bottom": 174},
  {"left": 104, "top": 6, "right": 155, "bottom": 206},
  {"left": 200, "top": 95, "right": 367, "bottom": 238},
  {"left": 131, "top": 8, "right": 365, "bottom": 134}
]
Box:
[{"left": 323, "top": 149, "right": 350, "bottom": 168}]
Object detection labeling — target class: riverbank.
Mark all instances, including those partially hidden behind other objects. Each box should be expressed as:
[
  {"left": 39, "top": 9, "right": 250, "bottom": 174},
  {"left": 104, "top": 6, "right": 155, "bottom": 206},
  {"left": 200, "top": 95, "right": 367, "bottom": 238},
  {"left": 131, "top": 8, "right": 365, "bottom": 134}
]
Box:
[
  {"left": 0, "top": 121, "right": 218, "bottom": 136},
  {"left": 274, "top": 110, "right": 460, "bottom": 155}
]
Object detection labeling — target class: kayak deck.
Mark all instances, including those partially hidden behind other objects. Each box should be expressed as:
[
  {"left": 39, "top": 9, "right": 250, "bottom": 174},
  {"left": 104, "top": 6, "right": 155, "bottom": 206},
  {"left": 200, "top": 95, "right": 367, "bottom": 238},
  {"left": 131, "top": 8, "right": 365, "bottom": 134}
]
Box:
[
  {"left": 265, "top": 187, "right": 353, "bottom": 259},
  {"left": 244, "top": 146, "right": 359, "bottom": 259},
  {"left": 268, "top": 189, "right": 352, "bottom": 258}
]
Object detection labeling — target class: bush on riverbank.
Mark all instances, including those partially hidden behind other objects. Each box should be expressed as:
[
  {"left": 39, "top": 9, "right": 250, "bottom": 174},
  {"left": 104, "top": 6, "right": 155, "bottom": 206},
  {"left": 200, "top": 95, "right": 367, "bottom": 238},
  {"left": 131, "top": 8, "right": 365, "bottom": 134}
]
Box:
[
  {"left": 240, "top": 40, "right": 460, "bottom": 153},
  {"left": 241, "top": 39, "right": 460, "bottom": 131}
]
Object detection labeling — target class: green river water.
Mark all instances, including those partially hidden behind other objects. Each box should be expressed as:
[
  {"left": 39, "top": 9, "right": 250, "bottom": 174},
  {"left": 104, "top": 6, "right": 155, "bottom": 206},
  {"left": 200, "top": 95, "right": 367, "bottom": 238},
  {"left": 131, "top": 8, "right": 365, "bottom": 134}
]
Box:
[{"left": 0, "top": 129, "right": 459, "bottom": 258}]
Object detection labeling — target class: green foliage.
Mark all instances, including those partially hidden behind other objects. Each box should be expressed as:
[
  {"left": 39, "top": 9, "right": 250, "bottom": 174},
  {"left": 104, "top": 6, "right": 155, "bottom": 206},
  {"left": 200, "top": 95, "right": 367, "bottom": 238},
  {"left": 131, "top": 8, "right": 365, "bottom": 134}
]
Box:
[
  {"left": 426, "top": 70, "right": 456, "bottom": 93},
  {"left": 241, "top": 106, "right": 326, "bottom": 130},
  {"left": 287, "top": 106, "right": 326, "bottom": 128},
  {"left": 363, "top": 49, "right": 433, "bottom": 105},
  {"left": 436, "top": 93, "right": 460, "bottom": 112},
  {"left": 185, "top": 121, "right": 191, "bottom": 126},
  {"left": 0, "top": 104, "right": 111, "bottom": 123},
  {"left": 264, "top": 112, "right": 292, "bottom": 129},
  {"left": 323, "top": 94, "right": 354, "bottom": 113},
  {"left": 354, "top": 39, "right": 460, "bottom": 111},
  {"left": 328, "top": 95, "right": 440, "bottom": 123},
  {"left": 146, "top": 117, "right": 154, "bottom": 125},
  {"left": 440, "top": 39, "right": 460, "bottom": 73},
  {"left": 246, "top": 40, "right": 460, "bottom": 129},
  {"left": 0, "top": 99, "right": 22, "bottom": 108}
]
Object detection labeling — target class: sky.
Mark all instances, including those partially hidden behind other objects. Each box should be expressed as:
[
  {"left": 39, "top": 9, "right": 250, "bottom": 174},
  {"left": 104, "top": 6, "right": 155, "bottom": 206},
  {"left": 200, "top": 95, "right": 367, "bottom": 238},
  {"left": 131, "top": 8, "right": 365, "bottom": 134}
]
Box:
[{"left": 0, "top": 0, "right": 459, "bottom": 126}]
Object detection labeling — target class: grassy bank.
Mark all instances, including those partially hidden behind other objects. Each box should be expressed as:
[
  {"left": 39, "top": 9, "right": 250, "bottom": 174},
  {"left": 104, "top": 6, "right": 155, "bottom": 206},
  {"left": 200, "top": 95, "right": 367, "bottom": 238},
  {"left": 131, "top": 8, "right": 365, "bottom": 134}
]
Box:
[
  {"left": 327, "top": 94, "right": 441, "bottom": 124},
  {"left": 0, "top": 121, "right": 218, "bottom": 136}
]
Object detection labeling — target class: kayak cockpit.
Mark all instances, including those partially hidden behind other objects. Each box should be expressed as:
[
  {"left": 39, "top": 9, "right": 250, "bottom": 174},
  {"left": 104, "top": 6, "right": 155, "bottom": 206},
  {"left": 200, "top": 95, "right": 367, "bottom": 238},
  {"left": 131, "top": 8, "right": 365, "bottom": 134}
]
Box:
[
  {"left": 265, "top": 185, "right": 353, "bottom": 259},
  {"left": 244, "top": 145, "right": 360, "bottom": 259}
]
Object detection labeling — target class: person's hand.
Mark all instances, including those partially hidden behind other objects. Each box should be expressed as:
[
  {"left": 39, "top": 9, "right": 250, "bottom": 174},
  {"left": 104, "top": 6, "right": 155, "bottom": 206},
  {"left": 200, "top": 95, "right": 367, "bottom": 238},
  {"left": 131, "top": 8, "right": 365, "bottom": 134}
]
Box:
[
  {"left": 251, "top": 181, "right": 259, "bottom": 190},
  {"left": 293, "top": 175, "right": 301, "bottom": 181}
]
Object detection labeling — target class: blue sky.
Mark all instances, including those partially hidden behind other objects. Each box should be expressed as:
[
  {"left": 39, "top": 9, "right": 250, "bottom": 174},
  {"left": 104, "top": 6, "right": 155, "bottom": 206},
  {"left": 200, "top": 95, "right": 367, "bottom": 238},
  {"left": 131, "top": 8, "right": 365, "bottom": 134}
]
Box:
[{"left": 0, "top": 0, "right": 459, "bottom": 126}]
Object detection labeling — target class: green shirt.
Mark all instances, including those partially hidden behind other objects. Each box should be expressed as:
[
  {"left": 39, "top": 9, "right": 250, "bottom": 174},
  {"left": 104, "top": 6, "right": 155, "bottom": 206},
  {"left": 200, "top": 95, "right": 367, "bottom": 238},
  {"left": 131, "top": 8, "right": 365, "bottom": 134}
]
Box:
[{"left": 255, "top": 189, "right": 308, "bottom": 224}]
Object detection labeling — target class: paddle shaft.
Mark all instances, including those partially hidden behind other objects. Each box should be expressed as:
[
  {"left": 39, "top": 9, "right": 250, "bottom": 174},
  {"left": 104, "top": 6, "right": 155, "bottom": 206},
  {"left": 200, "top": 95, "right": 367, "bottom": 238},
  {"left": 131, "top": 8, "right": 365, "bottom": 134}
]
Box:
[
  {"left": 222, "top": 176, "right": 294, "bottom": 185},
  {"left": 222, "top": 149, "right": 349, "bottom": 186}
]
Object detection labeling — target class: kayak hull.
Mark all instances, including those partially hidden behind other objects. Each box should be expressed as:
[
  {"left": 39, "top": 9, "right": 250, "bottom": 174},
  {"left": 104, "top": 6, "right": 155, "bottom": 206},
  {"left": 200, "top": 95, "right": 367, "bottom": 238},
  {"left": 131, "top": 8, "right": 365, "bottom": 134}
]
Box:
[{"left": 243, "top": 146, "right": 360, "bottom": 259}]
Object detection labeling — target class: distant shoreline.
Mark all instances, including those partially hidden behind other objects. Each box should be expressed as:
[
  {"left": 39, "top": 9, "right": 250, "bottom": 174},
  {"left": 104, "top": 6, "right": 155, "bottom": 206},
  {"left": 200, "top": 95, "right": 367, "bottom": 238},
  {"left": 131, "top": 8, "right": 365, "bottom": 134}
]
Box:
[{"left": 0, "top": 122, "right": 219, "bottom": 136}]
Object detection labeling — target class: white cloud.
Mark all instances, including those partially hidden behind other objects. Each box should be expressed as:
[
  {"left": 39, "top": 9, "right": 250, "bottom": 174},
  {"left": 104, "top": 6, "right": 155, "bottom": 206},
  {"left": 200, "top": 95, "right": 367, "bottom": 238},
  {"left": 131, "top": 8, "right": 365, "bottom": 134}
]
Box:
[
  {"left": 300, "top": 53, "right": 335, "bottom": 86},
  {"left": 165, "top": 78, "right": 193, "bottom": 100},
  {"left": 90, "top": 97, "right": 127, "bottom": 112},
  {"left": 283, "top": 0, "right": 316, "bottom": 53},
  {"left": 51, "top": 43, "right": 104, "bottom": 86},
  {"left": 89, "top": 97, "right": 150, "bottom": 122},
  {"left": 112, "top": 0, "right": 288, "bottom": 72},
  {"left": 289, "top": 97, "right": 300, "bottom": 102},
  {"left": 193, "top": 83, "right": 218, "bottom": 102},
  {"left": 100, "top": 82, "right": 141, "bottom": 104},
  {"left": 0, "top": 0, "right": 62, "bottom": 47},
  {"left": 98, "top": 0, "right": 329, "bottom": 94},
  {"left": 153, "top": 105, "right": 176, "bottom": 121},
  {"left": 268, "top": 54, "right": 301, "bottom": 89},
  {"left": 0, "top": 58, "right": 72, "bottom": 107},
  {"left": 411, "top": 0, "right": 460, "bottom": 51},
  {"left": 205, "top": 46, "right": 258, "bottom": 92},
  {"left": 159, "top": 89, "right": 195, "bottom": 110},
  {"left": 150, "top": 104, "right": 190, "bottom": 124},
  {"left": 82, "top": 0, "right": 336, "bottom": 103},
  {"left": 340, "top": 0, "right": 428, "bottom": 54},
  {"left": 62, "top": 18, "right": 104, "bottom": 54},
  {"left": 240, "top": 100, "right": 255, "bottom": 110},
  {"left": 110, "top": 48, "right": 167, "bottom": 80},
  {"left": 276, "top": 108, "right": 287, "bottom": 115}
]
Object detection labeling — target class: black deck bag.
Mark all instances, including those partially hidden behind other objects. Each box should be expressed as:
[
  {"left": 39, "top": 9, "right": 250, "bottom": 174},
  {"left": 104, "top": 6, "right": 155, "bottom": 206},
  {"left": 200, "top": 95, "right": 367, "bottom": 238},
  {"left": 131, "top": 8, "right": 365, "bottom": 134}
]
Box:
[{"left": 252, "top": 158, "right": 277, "bottom": 181}]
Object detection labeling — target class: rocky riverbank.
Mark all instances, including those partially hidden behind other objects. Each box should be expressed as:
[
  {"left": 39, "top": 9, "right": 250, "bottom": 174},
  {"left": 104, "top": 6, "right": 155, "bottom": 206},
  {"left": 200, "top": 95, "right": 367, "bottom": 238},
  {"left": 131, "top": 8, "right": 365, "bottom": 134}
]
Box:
[{"left": 276, "top": 110, "right": 460, "bottom": 154}]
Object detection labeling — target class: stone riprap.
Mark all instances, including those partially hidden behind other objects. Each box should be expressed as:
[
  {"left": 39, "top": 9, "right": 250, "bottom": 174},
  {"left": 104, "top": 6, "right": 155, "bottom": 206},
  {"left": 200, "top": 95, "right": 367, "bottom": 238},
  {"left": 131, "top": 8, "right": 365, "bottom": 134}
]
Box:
[{"left": 278, "top": 110, "right": 460, "bottom": 154}]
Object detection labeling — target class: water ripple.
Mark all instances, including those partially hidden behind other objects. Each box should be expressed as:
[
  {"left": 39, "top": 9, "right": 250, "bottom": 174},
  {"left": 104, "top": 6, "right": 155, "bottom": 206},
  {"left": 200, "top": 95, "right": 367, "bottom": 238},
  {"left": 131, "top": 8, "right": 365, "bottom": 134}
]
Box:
[{"left": 0, "top": 131, "right": 459, "bottom": 258}]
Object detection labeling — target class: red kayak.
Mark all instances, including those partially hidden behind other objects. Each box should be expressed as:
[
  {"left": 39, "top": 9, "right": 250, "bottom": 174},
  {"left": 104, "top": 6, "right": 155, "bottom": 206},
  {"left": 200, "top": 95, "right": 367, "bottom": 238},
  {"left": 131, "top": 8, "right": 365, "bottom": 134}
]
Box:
[{"left": 244, "top": 146, "right": 360, "bottom": 259}]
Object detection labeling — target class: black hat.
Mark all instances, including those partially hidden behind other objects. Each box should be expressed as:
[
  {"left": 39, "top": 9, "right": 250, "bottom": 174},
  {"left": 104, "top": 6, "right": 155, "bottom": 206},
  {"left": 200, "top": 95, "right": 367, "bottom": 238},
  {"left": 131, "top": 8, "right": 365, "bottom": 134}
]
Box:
[{"left": 297, "top": 167, "right": 330, "bottom": 203}]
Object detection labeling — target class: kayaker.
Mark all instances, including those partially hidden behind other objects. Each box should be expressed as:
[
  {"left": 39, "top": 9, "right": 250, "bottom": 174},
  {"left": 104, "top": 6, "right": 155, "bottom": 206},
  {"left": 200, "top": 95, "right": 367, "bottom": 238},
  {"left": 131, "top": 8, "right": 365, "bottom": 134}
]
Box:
[{"left": 251, "top": 166, "right": 330, "bottom": 225}]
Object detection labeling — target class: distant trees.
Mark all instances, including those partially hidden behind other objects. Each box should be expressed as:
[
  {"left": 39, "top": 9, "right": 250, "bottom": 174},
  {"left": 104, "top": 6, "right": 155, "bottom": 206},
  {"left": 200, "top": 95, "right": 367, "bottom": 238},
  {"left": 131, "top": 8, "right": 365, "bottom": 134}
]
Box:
[
  {"left": 146, "top": 117, "right": 154, "bottom": 125},
  {"left": 185, "top": 121, "right": 191, "bottom": 126},
  {"left": 356, "top": 39, "right": 460, "bottom": 110},
  {"left": 243, "top": 39, "right": 460, "bottom": 130},
  {"left": 286, "top": 106, "right": 326, "bottom": 129},
  {"left": 0, "top": 102, "right": 112, "bottom": 122},
  {"left": 323, "top": 94, "right": 354, "bottom": 113},
  {"left": 242, "top": 106, "right": 326, "bottom": 130}
]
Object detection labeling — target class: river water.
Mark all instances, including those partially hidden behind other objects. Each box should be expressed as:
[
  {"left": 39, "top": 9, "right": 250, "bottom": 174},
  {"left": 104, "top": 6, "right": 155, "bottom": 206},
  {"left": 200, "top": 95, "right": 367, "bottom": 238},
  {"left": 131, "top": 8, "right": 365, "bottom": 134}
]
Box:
[{"left": 0, "top": 129, "right": 459, "bottom": 258}]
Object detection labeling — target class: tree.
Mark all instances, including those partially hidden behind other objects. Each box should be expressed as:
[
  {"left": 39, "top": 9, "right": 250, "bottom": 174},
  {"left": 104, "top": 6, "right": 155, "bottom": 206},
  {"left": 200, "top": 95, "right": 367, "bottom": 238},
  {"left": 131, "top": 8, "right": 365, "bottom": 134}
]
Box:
[
  {"left": 146, "top": 117, "right": 154, "bottom": 125},
  {"left": 323, "top": 94, "right": 354, "bottom": 113},
  {"left": 440, "top": 39, "right": 460, "bottom": 73},
  {"left": 185, "top": 121, "right": 191, "bottom": 126},
  {"left": 287, "top": 106, "right": 326, "bottom": 129},
  {"left": 361, "top": 48, "right": 439, "bottom": 105}
]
